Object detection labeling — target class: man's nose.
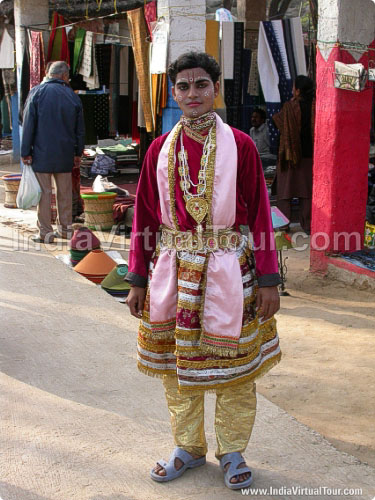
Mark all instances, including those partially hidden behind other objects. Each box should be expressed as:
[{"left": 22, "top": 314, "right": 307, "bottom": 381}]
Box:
[{"left": 187, "top": 85, "right": 198, "bottom": 99}]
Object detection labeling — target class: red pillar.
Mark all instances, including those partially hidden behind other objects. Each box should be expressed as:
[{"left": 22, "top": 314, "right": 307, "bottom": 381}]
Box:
[{"left": 310, "top": 46, "right": 374, "bottom": 273}]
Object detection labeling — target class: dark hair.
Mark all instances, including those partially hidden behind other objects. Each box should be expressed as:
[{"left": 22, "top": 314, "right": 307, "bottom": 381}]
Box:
[
  {"left": 168, "top": 52, "right": 221, "bottom": 84},
  {"left": 295, "top": 75, "right": 315, "bottom": 102},
  {"left": 252, "top": 107, "right": 267, "bottom": 121}
]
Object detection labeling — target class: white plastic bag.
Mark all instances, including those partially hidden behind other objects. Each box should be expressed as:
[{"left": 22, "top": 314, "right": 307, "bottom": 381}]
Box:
[{"left": 16, "top": 164, "right": 42, "bottom": 209}]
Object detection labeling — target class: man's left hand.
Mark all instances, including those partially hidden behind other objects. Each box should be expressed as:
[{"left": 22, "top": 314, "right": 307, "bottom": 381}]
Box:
[{"left": 256, "top": 286, "right": 280, "bottom": 321}]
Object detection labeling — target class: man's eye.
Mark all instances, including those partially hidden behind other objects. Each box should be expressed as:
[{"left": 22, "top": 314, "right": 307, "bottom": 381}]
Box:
[{"left": 177, "top": 86, "right": 188, "bottom": 91}]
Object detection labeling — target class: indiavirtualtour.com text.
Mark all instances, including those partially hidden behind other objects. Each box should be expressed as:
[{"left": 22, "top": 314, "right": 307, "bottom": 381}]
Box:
[{"left": 240, "top": 485, "right": 364, "bottom": 497}]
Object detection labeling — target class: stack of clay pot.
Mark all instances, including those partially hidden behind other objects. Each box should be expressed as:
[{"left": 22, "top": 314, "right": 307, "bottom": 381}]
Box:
[{"left": 69, "top": 226, "right": 101, "bottom": 266}]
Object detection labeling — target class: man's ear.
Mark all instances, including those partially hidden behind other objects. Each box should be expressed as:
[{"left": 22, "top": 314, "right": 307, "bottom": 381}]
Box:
[
  {"left": 171, "top": 85, "right": 177, "bottom": 101},
  {"left": 214, "top": 81, "right": 220, "bottom": 98}
]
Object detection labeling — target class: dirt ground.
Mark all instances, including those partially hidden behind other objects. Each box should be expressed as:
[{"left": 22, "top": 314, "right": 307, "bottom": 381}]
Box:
[{"left": 1, "top": 161, "right": 375, "bottom": 469}]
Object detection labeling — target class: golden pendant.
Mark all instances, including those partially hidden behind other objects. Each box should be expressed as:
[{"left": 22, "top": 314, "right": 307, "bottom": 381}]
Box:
[{"left": 185, "top": 197, "right": 208, "bottom": 225}]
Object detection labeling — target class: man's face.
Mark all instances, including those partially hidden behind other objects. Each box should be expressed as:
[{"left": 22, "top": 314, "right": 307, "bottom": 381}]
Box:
[
  {"left": 172, "top": 67, "right": 219, "bottom": 119},
  {"left": 251, "top": 112, "right": 264, "bottom": 128}
]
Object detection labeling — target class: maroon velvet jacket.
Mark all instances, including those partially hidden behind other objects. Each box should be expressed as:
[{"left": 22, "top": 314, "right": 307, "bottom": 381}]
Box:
[{"left": 127, "top": 127, "right": 280, "bottom": 288}]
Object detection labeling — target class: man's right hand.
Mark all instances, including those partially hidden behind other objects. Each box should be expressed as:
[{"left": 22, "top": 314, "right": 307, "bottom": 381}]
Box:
[
  {"left": 22, "top": 156, "right": 32, "bottom": 165},
  {"left": 125, "top": 286, "right": 146, "bottom": 318}
]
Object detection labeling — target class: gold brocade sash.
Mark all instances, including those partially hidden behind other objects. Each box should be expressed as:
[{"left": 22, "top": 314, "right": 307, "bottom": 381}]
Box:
[{"left": 161, "top": 225, "right": 241, "bottom": 253}]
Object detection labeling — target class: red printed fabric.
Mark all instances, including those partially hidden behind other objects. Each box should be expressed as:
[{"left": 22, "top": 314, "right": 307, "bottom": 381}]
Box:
[
  {"left": 144, "top": 0, "right": 157, "bottom": 41},
  {"left": 47, "top": 12, "right": 70, "bottom": 64},
  {"left": 30, "top": 32, "right": 45, "bottom": 89}
]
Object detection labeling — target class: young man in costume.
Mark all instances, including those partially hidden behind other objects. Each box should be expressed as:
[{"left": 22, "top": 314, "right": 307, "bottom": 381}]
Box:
[{"left": 125, "top": 52, "right": 281, "bottom": 490}]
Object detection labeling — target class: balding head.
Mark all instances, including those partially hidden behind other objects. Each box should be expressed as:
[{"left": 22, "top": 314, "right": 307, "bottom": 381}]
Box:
[{"left": 48, "top": 61, "right": 70, "bottom": 81}]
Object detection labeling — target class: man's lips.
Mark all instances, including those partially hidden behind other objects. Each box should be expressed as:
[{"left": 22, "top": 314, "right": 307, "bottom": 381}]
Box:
[{"left": 187, "top": 102, "right": 201, "bottom": 107}]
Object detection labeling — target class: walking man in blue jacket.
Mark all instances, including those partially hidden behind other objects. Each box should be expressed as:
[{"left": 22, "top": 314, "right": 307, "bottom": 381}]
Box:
[{"left": 21, "top": 61, "right": 85, "bottom": 243}]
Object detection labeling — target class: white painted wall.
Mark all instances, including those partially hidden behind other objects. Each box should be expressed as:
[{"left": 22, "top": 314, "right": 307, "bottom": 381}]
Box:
[{"left": 157, "top": 0, "right": 206, "bottom": 65}]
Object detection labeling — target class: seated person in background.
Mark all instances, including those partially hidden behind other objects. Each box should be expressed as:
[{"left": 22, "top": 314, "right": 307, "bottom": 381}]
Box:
[{"left": 249, "top": 108, "right": 277, "bottom": 169}]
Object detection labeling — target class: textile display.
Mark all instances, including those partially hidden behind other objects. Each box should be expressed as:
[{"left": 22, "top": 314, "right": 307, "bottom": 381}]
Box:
[
  {"left": 94, "top": 94, "right": 110, "bottom": 139},
  {"left": 144, "top": 0, "right": 157, "bottom": 40},
  {"left": 258, "top": 22, "right": 281, "bottom": 151},
  {"left": 231, "top": 22, "right": 244, "bottom": 129},
  {"left": 30, "top": 31, "right": 45, "bottom": 89},
  {"left": 73, "top": 29, "right": 86, "bottom": 75},
  {"left": 0, "top": 28, "right": 14, "bottom": 69},
  {"left": 91, "top": 154, "right": 116, "bottom": 176},
  {"left": 241, "top": 49, "right": 252, "bottom": 134},
  {"left": 119, "top": 46, "right": 129, "bottom": 95},
  {"left": 248, "top": 50, "right": 259, "bottom": 97},
  {"left": 95, "top": 44, "right": 112, "bottom": 87},
  {"left": 271, "top": 20, "right": 292, "bottom": 83},
  {"left": 82, "top": 36, "right": 100, "bottom": 90},
  {"left": 150, "top": 21, "right": 168, "bottom": 75},
  {"left": 47, "top": 12, "right": 70, "bottom": 64},
  {"left": 263, "top": 21, "right": 292, "bottom": 103},
  {"left": 18, "top": 43, "right": 30, "bottom": 124},
  {"left": 79, "top": 31, "right": 94, "bottom": 78},
  {"left": 127, "top": 7, "right": 153, "bottom": 133},
  {"left": 109, "top": 45, "right": 120, "bottom": 136},
  {"left": 290, "top": 17, "right": 307, "bottom": 76},
  {"left": 222, "top": 22, "right": 234, "bottom": 80},
  {"left": 283, "top": 19, "right": 297, "bottom": 82},
  {"left": 205, "top": 20, "right": 226, "bottom": 110}
]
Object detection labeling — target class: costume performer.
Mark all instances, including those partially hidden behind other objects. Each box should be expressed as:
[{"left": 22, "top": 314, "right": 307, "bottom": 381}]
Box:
[{"left": 126, "top": 52, "right": 281, "bottom": 490}]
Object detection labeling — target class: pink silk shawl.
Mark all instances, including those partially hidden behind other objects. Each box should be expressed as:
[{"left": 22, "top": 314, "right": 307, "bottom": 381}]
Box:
[{"left": 149, "top": 113, "right": 244, "bottom": 341}]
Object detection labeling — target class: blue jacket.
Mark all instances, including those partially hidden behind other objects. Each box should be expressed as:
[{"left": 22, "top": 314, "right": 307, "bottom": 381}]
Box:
[{"left": 21, "top": 79, "right": 85, "bottom": 173}]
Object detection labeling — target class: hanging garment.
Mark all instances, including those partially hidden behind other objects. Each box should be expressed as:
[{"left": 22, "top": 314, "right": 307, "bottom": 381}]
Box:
[
  {"left": 144, "top": 0, "right": 157, "bottom": 40},
  {"left": 248, "top": 50, "right": 259, "bottom": 97},
  {"left": 119, "top": 46, "right": 129, "bottom": 96},
  {"left": 205, "top": 20, "right": 226, "bottom": 110},
  {"left": 150, "top": 20, "right": 168, "bottom": 74},
  {"left": 231, "top": 22, "right": 244, "bottom": 129},
  {"left": 222, "top": 22, "right": 234, "bottom": 80},
  {"left": 290, "top": 17, "right": 307, "bottom": 76},
  {"left": 73, "top": 29, "right": 86, "bottom": 75},
  {"left": 263, "top": 21, "right": 292, "bottom": 103},
  {"left": 82, "top": 34, "right": 100, "bottom": 90},
  {"left": 95, "top": 44, "right": 112, "bottom": 88},
  {"left": 79, "top": 31, "right": 93, "bottom": 78},
  {"left": 283, "top": 19, "right": 297, "bottom": 82},
  {"left": 258, "top": 22, "right": 281, "bottom": 152},
  {"left": 127, "top": 7, "right": 153, "bottom": 133},
  {"left": 109, "top": 45, "right": 120, "bottom": 136},
  {"left": 272, "top": 20, "right": 291, "bottom": 80},
  {"left": 30, "top": 31, "right": 45, "bottom": 89},
  {"left": 19, "top": 42, "right": 30, "bottom": 124},
  {"left": 47, "top": 12, "right": 70, "bottom": 64},
  {"left": 0, "top": 28, "right": 14, "bottom": 69}
]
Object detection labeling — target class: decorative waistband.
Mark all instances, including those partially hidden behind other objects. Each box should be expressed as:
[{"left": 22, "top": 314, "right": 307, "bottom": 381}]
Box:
[{"left": 160, "top": 225, "right": 242, "bottom": 253}]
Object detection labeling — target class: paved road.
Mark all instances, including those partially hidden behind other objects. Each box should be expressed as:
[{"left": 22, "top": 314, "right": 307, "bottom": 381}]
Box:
[{"left": 1, "top": 222, "right": 375, "bottom": 500}]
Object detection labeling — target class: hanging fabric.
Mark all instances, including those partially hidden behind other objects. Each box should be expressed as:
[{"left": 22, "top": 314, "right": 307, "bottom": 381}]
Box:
[
  {"left": 0, "top": 28, "right": 15, "bottom": 69},
  {"left": 127, "top": 7, "right": 153, "bottom": 132},
  {"left": 73, "top": 28, "right": 86, "bottom": 75},
  {"left": 150, "top": 20, "right": 168, "bottom": 74},
  {"left": 119, "top": 46, "right": 129, "bottom": 96},
  {"left": 30, "top": 31, "right": 46, "bottom": 89},
  {"left": 222, "top": 22, "right": 234, "bottom": 79},
  {"left": 79, "top": 31, "right": 93, "bottom": 78},
  {"left": 19, "top": 41, "right": 30, "bottom": 124},
  {"left": 47, "top": 12, "right": 70, "bottom": 64},
  {"left": 205, "top": 20, "right": 226, "bottom": 111},
  {"left": 283, "top": 19, "right": 297, "bottom": 82},
  {"left": 290, "top": 18, "right": 307, "bottom": 76},
  {"left": 144, "top": 0, "right": 157, "bottom": 40}
]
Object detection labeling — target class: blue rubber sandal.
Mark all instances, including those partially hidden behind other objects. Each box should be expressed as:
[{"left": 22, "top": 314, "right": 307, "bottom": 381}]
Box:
[
  {"left": 150, "top": 447, "right": 206, "bottom": 482},
  {"left": 220, "top": 452, "right": 253, "bottom": 490}
]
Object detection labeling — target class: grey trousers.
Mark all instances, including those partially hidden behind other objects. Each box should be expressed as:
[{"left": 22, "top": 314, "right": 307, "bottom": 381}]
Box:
[{"left": 35, "top": 172, "right": 72, "bottom": 238}]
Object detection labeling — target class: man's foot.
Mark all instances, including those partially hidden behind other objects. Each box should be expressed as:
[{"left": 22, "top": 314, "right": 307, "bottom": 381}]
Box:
[
  {"left": 223, "top": 461, "right": 251, "bottom": 484},
  {"left": 53, "top": 231, "right": 71, "bottom": 240},
  {"left": 220, "top": 452, "right": 253, "bottom": 490},
  {"left": 150, "top": 447, "right": 206, "bottom": 483},
  {"left": 152, "top": 452, "right": 203, "bottom": 477},
  {"left": 31, "top": 234, "right": 54, "bottom": 244}
]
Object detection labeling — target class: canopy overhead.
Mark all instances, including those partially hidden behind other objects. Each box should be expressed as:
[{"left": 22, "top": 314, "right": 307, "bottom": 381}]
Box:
[{"left": 0, "top": 1, "right": 144, "bottom": 19}]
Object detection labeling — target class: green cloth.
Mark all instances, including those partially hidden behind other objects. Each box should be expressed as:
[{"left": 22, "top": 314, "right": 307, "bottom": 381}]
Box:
[
  {"left": 274, "top": 231, "right": 294, "bottom": 250},
  {"left": 73, "top": 29, "right": 86, "bottom": 74}
]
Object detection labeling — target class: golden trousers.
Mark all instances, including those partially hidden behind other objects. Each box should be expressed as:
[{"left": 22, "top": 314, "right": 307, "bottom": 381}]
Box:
[{"left": 163, "top": 375, "right": 257, "bottom": 459}]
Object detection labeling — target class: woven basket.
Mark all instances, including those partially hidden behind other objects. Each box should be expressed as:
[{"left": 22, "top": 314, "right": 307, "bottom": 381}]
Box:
[
  {"left": 2, "top": 174, "right": 22, "bottom": 208},
  {"left": 81, "top": 191, "right": 116, "bottom": 230}
]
